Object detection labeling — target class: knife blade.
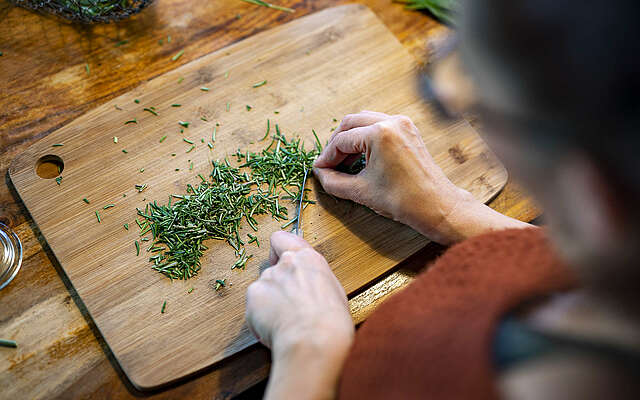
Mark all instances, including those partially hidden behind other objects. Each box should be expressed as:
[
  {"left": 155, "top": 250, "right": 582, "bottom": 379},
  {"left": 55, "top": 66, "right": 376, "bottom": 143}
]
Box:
[{"left": 292, "top": 167, "right": 308, "bottom": 238}]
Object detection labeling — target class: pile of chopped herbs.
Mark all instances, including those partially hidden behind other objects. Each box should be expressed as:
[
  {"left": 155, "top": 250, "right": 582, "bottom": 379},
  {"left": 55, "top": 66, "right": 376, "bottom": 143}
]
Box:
[{"left": 136, "top": 132, "right": 320, "bottom": 280}]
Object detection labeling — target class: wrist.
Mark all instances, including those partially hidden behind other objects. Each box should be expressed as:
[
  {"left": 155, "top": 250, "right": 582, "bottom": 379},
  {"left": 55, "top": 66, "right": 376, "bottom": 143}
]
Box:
[{"left": 267, "top": 322, "right": 354, "bottom": 400}]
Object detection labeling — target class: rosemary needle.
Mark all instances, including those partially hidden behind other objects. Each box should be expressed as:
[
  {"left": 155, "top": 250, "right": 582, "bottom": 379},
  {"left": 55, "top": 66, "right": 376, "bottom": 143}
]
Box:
[
  {"left": 172, "top": 50, "right": 184, "bottom": 61},
  {"left": 179, "top": 121, "right": 190, "bottom": 128},
  {"left": 85, "top": 63, "right": 90, "bottom": 75},
  {"left": 200, "top": 87, "right": 210, "bottom": 91},
  {"left": 55, "top": 176, "right": 62, "bottom": 185},
  {"left": 113, "top": 136, "right": 118, "bottom": 143},
  {"left": 125, "top": 119, "right": 137, "bottom": 125},
  {"left": 183, "top": 138, "right": 194, "bottom": 144},
  {"left": 161, "top": 300, "right": 167, "bottom": 313},
  {"left": 252, "top": 80, "right": 267, "bottom": 88},
  {"left": 260, "top": 119, "right": 271, "bottom": 141},
  {"left": 212, "top": 126, "right": 217, "bottom": 142},
  {"left": 0, "top": 339, "right": 17, "bottom": 348},
  {"left": 134, "top": 99, "right": 140, "bottom": 104},
  {"left": 83, "top": 198, "right": 90, "bottom": 204},
  {"left": 52, "top": 143, "right": 64, "bottom": 147},
  {"left": 246, "top": 105, "right": 252, "bottom": 111},
  {"left": 171, "top": 104, "right": 181, "bottom": 107},
  {"left": 103, "top": 204, "right": 115, "bottom": 210},
  {"left": 240, "top": 0, "right": 295, "bottom": 13},
  {"left": 124, "top": 223, "right": 129, "bottom": 230},
  {"left": 186, "top": 145, "right": 195, "bottom": 153},
  {"left": 143, "top": 108, "right": 158, "bottom": 116},
  {"left": 95, "top": 211, "right": 101, "bottom": 223},
  {"left": 135, "top": 240, "right": 140, "bottom": 256},
  {"left": 159, "top": 135, "right": 167, "bottom": 143}
]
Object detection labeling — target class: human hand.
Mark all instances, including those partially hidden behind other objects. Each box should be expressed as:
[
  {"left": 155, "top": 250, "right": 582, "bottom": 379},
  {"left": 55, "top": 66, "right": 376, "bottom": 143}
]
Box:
[
  {"left": 313, "top": 111, "right": 478, "bottom": 244},
  {"left": 246, "top": 231, "right": 354, "bottom": 400},
  {"left": 246, "top": 231, "right": 354, "bottom": 356}
]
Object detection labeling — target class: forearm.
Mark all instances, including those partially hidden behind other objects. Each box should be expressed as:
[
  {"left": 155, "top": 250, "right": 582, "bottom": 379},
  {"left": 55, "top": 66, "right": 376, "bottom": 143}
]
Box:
[
  {"left": 409, "top": 189, "right": 533, "bottom": 245},
  {"left": 265, "top": 334, "right": 352, "bottom": 400}
]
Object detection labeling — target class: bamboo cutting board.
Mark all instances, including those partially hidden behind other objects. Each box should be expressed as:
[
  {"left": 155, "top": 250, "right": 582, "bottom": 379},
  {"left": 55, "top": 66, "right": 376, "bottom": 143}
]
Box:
[{"left": 8, "top": 4, "right": 507, "bottom": 390}]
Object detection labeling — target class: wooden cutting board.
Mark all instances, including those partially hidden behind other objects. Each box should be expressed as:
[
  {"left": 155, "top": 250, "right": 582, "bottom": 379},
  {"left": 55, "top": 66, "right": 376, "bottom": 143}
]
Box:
[{"left": 8, "top": 4, "right": 507, "bottom": 390}]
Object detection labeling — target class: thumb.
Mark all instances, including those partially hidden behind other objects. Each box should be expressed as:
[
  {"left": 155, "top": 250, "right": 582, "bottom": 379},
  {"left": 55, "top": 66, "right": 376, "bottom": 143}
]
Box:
[
  {"left": 313, "top": 126, "right": 372, "bottom": 168},
  {"left": 313, "top": 167, "right": 366, "bottom": 203}
]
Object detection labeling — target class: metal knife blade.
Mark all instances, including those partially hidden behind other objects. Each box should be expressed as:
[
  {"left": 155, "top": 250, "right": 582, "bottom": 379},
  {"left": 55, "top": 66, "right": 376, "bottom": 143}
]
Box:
[{"left": 292, "top": 167, "right": 308, "bottom": 238}]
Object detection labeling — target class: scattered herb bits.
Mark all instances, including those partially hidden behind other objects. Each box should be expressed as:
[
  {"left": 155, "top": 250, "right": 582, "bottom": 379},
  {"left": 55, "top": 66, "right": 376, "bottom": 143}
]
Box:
[
  {"left": 240, "top": 0, "right": 295, "bottom": 13},
  {"left": 135, "top": 184, "right": 148, "bottom": 193},
  {"left": 125, "top": 119, "right": 137, "bottom": 125},
  {"left": 135, "top": 240, "right": 140, "bottom": 256},
  {"left": 83, "top": 198, "right": 90, "bottom": 204},
  {"left": 122, "top": 149, "right": 129, "bottom": 154},
  {"left": 252, "top": 80, "right": 267, "bottom": 88},
  {"left": 85, "top": 63, "right": 90, "bottom": 75},
  {"left": 103, "top": 204, "right": 115, "bottom": 210},
  {"left": 95, "top": 211, "right": 101, "bottom": 223},
  {"left": 183, "top": 138, "right": 194, "bottom": 144},
  {"left": 52, "top": 143, "right": 64, "bottom": 147},
  {"left": 134, "top": 99, "right": 140, "bottom": 104},
  {"left": 246, "top": 105, "right": 252, "bottom": 111},
  {"left": 200, "top": 87, "right": 210, "bottom": 92},
  {"left": 143, "top": 108, "right": 158, "bottom": 116},
  {"left": 0, "top": 339, "right": 17, "bottom": 348},
  {"left": 55, "top": 176, "right": 62, "bottom": 185},
  {"left": 159, "top": 135, "right": 167, "bottom": 143},
  {"left": 171, "top": 104, "right": 181, "bottom": 107},
  {"left": 172, "top": 50, "right": 184, "bottom": 61},
  {"left": 214, "top": 279, "right": 226, "bottom": 291},
  {"left": 124, "top": 223, "right": 129, "bottom": 230},
  {"left": 178, "top": 121, "right": 190, "bottom": 128},
  {"left": 161, "top": 300, "right": 167, "bottom": 313},
  {"left": 113, "top": 136, "right": 118, "bottom": 143}
]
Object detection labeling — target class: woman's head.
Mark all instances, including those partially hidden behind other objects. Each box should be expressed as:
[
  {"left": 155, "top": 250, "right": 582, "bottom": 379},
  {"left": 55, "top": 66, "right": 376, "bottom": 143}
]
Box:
[{"left": 452, "top": 1, "right": 640, "bottom": 289}]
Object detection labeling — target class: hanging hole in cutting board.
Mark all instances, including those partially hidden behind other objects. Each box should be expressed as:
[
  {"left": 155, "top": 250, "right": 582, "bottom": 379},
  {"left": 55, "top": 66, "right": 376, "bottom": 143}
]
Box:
[{"left": 36, "top": 155, "right": 64, "bottom": 179}]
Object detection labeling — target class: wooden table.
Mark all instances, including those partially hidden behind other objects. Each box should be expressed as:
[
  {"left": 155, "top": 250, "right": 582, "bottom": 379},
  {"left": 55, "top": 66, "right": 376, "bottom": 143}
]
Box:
[{"left": 0, "top": 1, "right": 540, "bottom": 398}]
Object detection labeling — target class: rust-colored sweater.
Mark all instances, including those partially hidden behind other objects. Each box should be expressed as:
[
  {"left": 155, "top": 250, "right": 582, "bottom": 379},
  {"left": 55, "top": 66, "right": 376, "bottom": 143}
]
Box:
[{"left": 338, "top": 228, "right": 576, "bottom": 400}]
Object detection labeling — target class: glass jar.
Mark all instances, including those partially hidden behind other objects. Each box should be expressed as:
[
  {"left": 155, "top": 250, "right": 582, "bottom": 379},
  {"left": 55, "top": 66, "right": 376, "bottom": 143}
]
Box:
[{"left": 0, "top": 223, "right": 22, "bottom": 291}]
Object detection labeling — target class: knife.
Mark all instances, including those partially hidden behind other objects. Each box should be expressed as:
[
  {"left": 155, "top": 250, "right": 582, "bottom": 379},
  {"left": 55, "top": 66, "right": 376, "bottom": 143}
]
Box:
[{"left": 292, "top": 167, "right": 308, "bottom": 238}]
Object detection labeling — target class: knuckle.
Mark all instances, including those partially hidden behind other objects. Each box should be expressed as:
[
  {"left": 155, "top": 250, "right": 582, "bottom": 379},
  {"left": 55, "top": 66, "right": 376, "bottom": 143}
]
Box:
[
  {"left": 375, "top": 122, "right": 397, "bottom": 143},
  {"left": 279, "top": 250, "right": 297, "bottom": 266},
  {"left": 393, "top": 115, "right": 417, "bottom": 134}
]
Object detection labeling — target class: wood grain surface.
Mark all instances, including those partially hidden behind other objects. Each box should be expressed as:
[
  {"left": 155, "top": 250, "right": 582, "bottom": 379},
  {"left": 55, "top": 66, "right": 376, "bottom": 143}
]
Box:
[
  {"left": 8, "top": 5, "right": 507, "bottom": 390},
  {"left": 0, "top": 0, "right": 541, "bottom": 398}
]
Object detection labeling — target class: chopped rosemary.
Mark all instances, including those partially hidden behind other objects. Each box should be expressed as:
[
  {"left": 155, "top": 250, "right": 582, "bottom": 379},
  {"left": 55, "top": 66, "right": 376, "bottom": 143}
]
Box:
[
  {"left": 252, "top": 80, "right": 267, "bottom": 88},
  {"left": 159, "top": 135, "right": 167, "bottom": 143},
  {"left": 178, "top": 77, "right": 184, "bottom": 83},
  {"left": 212, "top": 126, "right": 217, "bottom": 142},
  {"left": 134, "top": 99, "right": 140, "bottom": 104},
  {"left": 143, "top": 108, "right": 158, "bottom": 116},
  {"left": 85, "top": 63, "right": 90, "bottom": 75},
  {"left": 200, "top": 87, "right": 210, "bottom": 91},
  {"left": 172, "top": 50, "right": 184, "bottom": 61},
  {"left": 103, "top": 204, "right": 115, "bottom": 210},
  {"left": 55, "top": 176, "right": 62, "bottom": 185},
  {"left": 124, "top": 223, "right": 129, "bottom": 230},
  {"left": 188, "top": 288, "right": 194, "bottom": 293},
  {"left": 183, "top": 138, "right": 194, "bottom": 144},
  {"left": 214, "top": 279, "right": 226, "bottom": 291},
  {"left": 83, "top": 198, "right": 90, "bottom": 204},
  {"left": 240, "top": 0, "right": 295, "bottom": 13},
  {"left": 139, "top": 168, "right": 145, "bottom": 173},
  {"left": 135, "top": 240, "right": 140, "bottom": 256},
  {"left": 95, "top": 211, "right": 101, "bottom": 223},
  {"left": 260, "top": 119, "right": 270, "bottom": 141},
  {"left": 115, "top": 40, "right": 128, "bottom": 47},
  {"left": 226, "top": 102, "right": 230, "bottom": 111},
  {"left": 171, "top": 104, "right": 181, "bottom": 107},
  {"left": 246, "top": 105, "right": 252, "bottom": 111},
  {"left": 136, "top": 132, "right": 320, "bottom": 280},
  {"left": 0, "top": 339, "right": 17, "bottom": 348},
  {"left": 178, "top": 121, "right": 190, "bottom": 128},
  {"left": 52, "top": 143, "right": 64, "bottom": 147},
  {"left": 125, "top": 119, "right": 137, "bottom": 125},
  {"left": 135, "top": 184, "right": 148, "bottom": 193},
  {"left": 113, "top": 136, "right": 118, "bottom": 143},
  {"left": 122, "top": 149, "right": 128, "bottom": 154},
  {"left": 186, "top": 145, "right": 195, "bottom": 153},
  {"left": 161, "top": 300, "right": 167, "bottom": 313}
]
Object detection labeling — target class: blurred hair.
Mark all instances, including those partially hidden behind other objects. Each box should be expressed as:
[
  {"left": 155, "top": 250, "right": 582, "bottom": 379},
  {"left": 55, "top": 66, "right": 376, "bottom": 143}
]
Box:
[{"left": 460, "top": 0, "right": 640, "bottom": 197}]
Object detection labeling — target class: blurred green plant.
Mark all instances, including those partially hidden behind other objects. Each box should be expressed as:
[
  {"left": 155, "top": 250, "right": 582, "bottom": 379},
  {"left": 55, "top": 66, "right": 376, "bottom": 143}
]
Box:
[
  {"left": 9, "top": 0, "right": 152, "bottom": 23},
  {"left": 394, "top": 0, "right": 457, "bottom": 26}
]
